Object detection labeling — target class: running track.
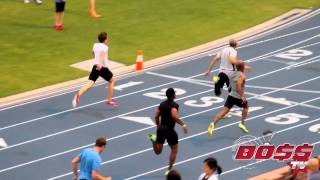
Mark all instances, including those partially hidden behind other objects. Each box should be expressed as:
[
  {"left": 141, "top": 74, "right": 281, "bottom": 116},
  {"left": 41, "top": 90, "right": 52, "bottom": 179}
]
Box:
[{"left": 0, "top": 9, "right": 320, "bottom": 180}]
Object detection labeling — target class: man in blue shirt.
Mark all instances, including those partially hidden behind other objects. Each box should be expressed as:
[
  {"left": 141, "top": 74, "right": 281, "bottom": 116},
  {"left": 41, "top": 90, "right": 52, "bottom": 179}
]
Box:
[{"left": 71, "top": 137, "right": 111, "bottom": 180}]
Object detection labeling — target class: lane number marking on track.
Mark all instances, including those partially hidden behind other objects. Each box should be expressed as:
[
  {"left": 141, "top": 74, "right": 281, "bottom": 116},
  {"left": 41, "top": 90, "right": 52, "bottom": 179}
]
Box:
[
  {"left": 265, "top": 113, "right": 309, "bottom": 125},
  {"left": 275, "top": 49, "right": 313, "bottom": 60},
  {"left": 143, "top": 88, "right": 186, "bottom": 100}
]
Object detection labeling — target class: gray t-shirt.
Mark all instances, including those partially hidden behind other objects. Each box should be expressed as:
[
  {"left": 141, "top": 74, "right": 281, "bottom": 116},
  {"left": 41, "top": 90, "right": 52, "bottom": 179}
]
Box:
[{"left": 229, "top": 71, "right": 244, "bottom": 99}]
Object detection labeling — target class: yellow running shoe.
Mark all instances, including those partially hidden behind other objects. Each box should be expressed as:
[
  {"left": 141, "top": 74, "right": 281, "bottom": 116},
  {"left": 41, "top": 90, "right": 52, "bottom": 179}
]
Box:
[
  {"left": 208, "top": 122, "right": 215, "bottom": 136},
  {"left": 213, "top": 75, "right": 220, "bottom": 83},
  {"left": 239, "top": 122, "right": 249, "bottom": 133},
  {"left": 164, "top": 170, "right": 170, "bottom": 176},
  {"left": 148, "top": 134, "right": 157, "bottom": 143}
]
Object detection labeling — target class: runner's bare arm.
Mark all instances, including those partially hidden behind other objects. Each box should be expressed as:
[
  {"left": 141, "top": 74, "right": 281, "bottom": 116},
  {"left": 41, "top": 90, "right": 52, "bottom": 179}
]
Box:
[
  {"left": 155, "top": 109, "right": 161, "bottom": 127},
  {"left": 171, "top": 108, "right": 188, "bottom": 134},
  {"left": 71, "top": 156, "right": 80, "bottom": 180},
  {"left": 205, "top": 54, "right": 220, "bottom": 76},
  {"left": 92, "top": 170, "right": 111, "bottom": 180},
  {"left": 236, "top": 74, "right": 246, "bottom": 101}
]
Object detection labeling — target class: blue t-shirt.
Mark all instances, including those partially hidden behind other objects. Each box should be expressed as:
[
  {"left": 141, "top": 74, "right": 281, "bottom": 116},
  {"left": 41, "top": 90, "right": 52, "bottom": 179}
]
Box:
[{"left": 79, "top": 148, "right": 102, "bottom": 180}]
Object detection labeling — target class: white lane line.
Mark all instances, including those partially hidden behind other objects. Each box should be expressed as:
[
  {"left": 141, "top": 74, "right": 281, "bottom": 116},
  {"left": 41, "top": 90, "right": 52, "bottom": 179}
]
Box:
[
  {"left": 235, "top": 9, "right": 320, "bottom": 48},
  {"left": 148, "top": 52, "right": 320, "bottom": 86},
  {"left": 1, "top": 9, "right": 319, "bottom": 112},
  {"left": 240, "top": 25, "right": 320, "bottom": 48},
  {"left": 248, "top": 56, "right": 320, "bottom": 81},
  {"left": 1, "top": 58, "right": 319, "bottom": 176},
  {"left": 1, "top": 62, "right": 319, "bottom": 154},
  {"left": 47, "top": 96, "right": 320, "bottom": 180},
  {"left": 124, "top": 116, "right": 320, "bottom": 180},
  {"left": 0, "top": 58, "right": 319, "bottom": 165},
  {"left": 245, "top": 92, "right": 320, "bottom": 110},
  {"left": 290, "top": 58, "right": 320, "bottom": 68},
  {"left": 22, "top": 79, "right": 320, "bottom": 179},
  {"left": 1, "top": 32, "right": 319, "bottom": 131},
  {"left": 263, "top": 58, "right": 296, "bottom": 65},
  {"left": 148, "top": 70, "right": 320, "bottom": 109},
  {"left": 0, "top": 89, "right": 213, "bottom": 152},
  {"left": 147, "top": 71, "right": 320, "bottom": 110},
  {"left": 246, "top": 85, "right": 320, "bottom": 94},
  {"left": 0, "top": 73, "right": 212, "bottom": 130}
]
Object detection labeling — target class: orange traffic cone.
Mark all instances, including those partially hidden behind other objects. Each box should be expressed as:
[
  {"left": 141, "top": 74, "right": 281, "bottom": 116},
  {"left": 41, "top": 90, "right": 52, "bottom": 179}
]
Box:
[{"left": 135, "top": 50, "right": 143, "bottom": 71}]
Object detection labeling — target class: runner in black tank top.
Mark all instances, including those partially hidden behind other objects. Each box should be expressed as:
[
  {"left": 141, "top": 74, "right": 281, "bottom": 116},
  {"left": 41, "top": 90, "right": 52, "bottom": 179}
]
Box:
[{"left": 148, "top": 88, "right": 188, "bottom": 176}]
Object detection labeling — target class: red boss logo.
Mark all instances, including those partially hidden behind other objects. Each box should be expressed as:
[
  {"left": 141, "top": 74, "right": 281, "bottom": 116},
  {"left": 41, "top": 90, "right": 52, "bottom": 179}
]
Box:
[{"left": 234, "top": 143, "right": 314, "bottom": 173}]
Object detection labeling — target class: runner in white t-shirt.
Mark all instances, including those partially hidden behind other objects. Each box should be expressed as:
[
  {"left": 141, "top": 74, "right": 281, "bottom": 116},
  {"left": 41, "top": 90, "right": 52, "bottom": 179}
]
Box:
[
  {"left": 198, "top": 157, "right": 222, "bottom": 180},
  {"left": 72, "top": 32, "right": 119, "bottom": 108},
  {"left": 205, "top": 39, "right": 242, "bottom": 96}
]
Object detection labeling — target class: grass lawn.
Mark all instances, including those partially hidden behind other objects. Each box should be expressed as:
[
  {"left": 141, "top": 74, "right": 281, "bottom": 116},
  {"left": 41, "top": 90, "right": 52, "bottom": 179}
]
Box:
[{"left": 0, "top": 0, "right": 319, "bottom": 98}]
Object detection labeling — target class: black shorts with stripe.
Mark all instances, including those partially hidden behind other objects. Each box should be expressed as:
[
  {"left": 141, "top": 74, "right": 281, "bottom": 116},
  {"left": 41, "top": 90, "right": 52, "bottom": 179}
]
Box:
[{"left": 89, "top": 65, "right": 113, "bottom": 82}]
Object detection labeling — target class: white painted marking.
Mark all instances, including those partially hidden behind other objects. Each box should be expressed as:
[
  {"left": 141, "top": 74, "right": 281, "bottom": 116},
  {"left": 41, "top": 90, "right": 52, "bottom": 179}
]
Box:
[
  {"left": 309, "top": 124, "right": 320, "bottom": 133},
  {"left": 263, "top": 58, "right": 296, "bottom": 65},
  {"left": 229, "top": 106, "right": 264, "bottom": 117},
  {"left": 123, "top": 117, "right": 320, "bottom": 180},
  {"left": 114, "top": 81, "right": 144, "bottom": 91},
  {"left": 2, "top": 35, "right": 319, "bottom": 132},
  {"left": 249, "top": 55, "right": 320, "bottom": 81},
  {"left": 120, "top": 116, "right": 155, "bottom": 126},
  {"left": 143, "top": 88, "right": 186, "bottom": 100},
  {"left": 1, "top": 11, "right": 320, "bottom": 180},
  {"left": 246, "top": 85, "right": 320, "bottom": 94},
  {"left": 47, "top": 96, "right": 320, "bottom": 180},
  {"left": 27, "top": 82, "right": 320, "bottom": 179},
  {"left": 291, "top": 58, "right": 320, "bottom": 68},
  {"left": 275, "top": 49, "right": 313, "bottom": 60},
  {"left": 0, "top": 138, "right": 8, "bottom": 148},
  {"left": 265, "top": 113, "right": 309, "bottom": 125},
  {"left": 245, "top": 92, "right": 320, "bottom": 110},
  {"left": 255, "top": 96, "right": 294, "bottom": 106},
  {"left": 184, "top": 96, "right": 224, "bottom": 108}
]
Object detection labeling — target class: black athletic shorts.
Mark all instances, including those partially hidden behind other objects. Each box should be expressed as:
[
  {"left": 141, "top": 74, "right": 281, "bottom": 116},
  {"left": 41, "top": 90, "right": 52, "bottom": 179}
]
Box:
[
  {"left": 89, "top": 65, "right": 113, "bottom": 82},
  {"left": 55, "top": 1, "right": 65, "bottom": 12},
  {"left": 224, "top": 95, "right": 249, "bottom": 109},
  {"left": 214, "top": 72, "right": 230, "bottom": 96},
  {"left": 156, "top": 126, "right": 178, "bottom": 146}
]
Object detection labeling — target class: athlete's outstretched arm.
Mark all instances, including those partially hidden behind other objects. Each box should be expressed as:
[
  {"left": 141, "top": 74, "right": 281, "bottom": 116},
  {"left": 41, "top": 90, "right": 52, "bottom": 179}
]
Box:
[
  {"left": 236, "top": 74, "right": 246, "bottom": 102},
  {"left": 205, "top": 54, "right": 220, "bottom": 76},
  {"left": 171, "top": 108, "right": 188, "bottom": 134},
  {"left": 71, "top": 156, "right": 80, "bottom": 180},
  {"left": 155, "top": 109, "right": 161, "bottom": 127}
]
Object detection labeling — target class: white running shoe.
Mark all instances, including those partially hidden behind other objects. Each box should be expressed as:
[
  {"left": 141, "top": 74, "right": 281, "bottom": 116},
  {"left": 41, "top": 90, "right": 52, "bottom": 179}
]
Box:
[
  {"left": 34, "top": 0, "right": 42, "bottom": 4},
  {"left": 72, "top": 94, "right": 80, "bottom": 108}
]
